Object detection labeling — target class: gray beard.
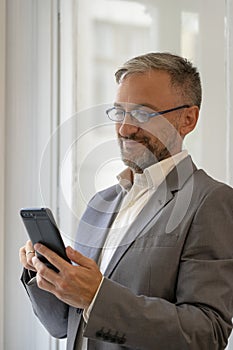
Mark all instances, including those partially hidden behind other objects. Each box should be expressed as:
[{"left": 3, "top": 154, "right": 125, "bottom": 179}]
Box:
[{"left": 119, "top": 140, "right": 172, "bottom": 173}]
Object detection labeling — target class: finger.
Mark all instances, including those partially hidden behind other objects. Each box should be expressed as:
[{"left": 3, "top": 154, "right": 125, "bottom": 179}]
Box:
[
  {"left": 32, "top": 256, "right": 58, "bottom": 285},
  {"left": 34, "top": 243, "right": 70, "bottom": 273},
  {"left": 19, "top": 245, "right": 37, "bottom": 272},
  {"left": 25, "top": 239, "right": 34, "bottom": 251},
  {"left": 19, "top": 245, "right": 27, "bottom": 266},
  {"left": 25, "top": 240, "right": 37, "bottom": 269},
  {"left": 66, "top": 246, "right": 96, "bottom": 269},
  {"left": 34, "top": 261, "right": 56, "bottom": 292}
]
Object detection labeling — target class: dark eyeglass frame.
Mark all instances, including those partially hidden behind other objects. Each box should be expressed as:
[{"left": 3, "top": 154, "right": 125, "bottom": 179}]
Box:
[{"left": 106, "top": 104, "right": 190, "bottom": 123}]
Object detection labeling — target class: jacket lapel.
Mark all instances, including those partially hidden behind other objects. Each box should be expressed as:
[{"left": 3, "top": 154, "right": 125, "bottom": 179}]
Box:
[
  {"left": 104, "top": 156, "right": 196, "bottom": 277},
  {"left": 75, "top": 185, "right": 125, "bottom": 262}
]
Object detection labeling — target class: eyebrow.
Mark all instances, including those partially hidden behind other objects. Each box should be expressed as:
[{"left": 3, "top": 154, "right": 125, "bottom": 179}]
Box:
[{"left": 114, "top": 102, "right": 160, "bottom": 111}]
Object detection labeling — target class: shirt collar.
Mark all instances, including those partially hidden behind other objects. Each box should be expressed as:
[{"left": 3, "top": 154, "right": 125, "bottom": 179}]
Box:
[{"left": 117, "top": 150, "right": 189, "bottom": 192}]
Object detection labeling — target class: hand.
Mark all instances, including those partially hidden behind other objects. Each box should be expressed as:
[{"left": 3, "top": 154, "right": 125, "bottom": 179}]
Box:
[
  {"left": 19, "top": 240, "right": 37, "bottom": 272},
  {"left": 32, "top": 244, "right": 103, "bottom": 309}
]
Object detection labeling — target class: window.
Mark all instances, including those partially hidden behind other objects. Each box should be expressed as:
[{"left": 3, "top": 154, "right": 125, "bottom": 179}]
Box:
[{"left": 58, "top": 0, "right": 231, "bottom": 241}]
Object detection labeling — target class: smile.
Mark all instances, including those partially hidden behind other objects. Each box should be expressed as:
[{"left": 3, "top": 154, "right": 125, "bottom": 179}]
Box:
[{"left": 122, "top": 139, "right": 145, "bottom": 149}]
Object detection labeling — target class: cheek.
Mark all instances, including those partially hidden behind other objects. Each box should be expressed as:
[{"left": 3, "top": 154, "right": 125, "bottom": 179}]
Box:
[
  {"left": 139, "top": 119, "right": 162, "bottom": 138},
  {"left": 144, "top": 118, "right": 179, "bottom": 143},
  {"left": 139, "top": 124, "right": 161, "bottom": 143}
]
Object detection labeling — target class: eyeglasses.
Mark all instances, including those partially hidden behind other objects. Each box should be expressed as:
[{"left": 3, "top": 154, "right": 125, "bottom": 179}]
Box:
[{"left": 106, "top": 104, "right": 190, "bottom": 124}]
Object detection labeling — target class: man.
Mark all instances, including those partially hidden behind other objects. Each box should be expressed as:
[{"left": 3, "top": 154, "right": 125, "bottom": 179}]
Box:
[{"left": 20, "top": 52, "right": 233, "bottom": 349}]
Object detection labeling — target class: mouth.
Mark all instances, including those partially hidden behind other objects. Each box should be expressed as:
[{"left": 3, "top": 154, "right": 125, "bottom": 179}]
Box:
[
  {"left": 121, "top": 139, "right": 143, "bottom": 150},
  {"left": 121, "top": 137, "right": 148, "bottom": 150}
]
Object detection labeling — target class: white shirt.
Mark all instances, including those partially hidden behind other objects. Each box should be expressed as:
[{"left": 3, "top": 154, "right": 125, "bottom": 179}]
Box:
[
  {"left": 99, "top": 150, "right": 188, "bottom": 273},
  {"left": 81, "top": 150, "right": 188, "bottom": 349}
]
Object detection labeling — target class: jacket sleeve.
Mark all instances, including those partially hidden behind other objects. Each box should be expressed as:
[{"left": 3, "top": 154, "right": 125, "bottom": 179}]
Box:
[
  {"left": 83, "top": 184, "right": 233, "bottom": 349},
  {"left": 21, "top": 269, "right": 69, "bottom": 339}
]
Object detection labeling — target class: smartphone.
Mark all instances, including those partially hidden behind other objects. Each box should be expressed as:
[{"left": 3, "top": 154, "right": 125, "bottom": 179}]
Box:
[{"left": 20, "top": 207, "right": 71, "bottom": 272}]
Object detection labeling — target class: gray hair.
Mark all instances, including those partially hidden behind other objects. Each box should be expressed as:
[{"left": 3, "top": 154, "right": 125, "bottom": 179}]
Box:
[{"left": 115, "top": 52, "right": 202, "bottom": 109}]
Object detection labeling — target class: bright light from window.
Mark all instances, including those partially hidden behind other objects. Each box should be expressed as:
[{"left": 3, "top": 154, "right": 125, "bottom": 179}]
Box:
[
  {"left": 181, "top": 11, "right": 199, "bottom": 60},
  {"left": 92, "top": 0, "right": 152, "bottom": 26}
]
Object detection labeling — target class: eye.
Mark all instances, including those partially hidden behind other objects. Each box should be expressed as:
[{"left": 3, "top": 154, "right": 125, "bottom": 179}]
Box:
[
  {"left": 115, "top": 108, "right": 124, "bottom": 116},
  {"left": 131, "top": 110, "right": 149, "bottom": 123},
  {"left": 113, "top": 108, "right": 125, "bottom": 120}
]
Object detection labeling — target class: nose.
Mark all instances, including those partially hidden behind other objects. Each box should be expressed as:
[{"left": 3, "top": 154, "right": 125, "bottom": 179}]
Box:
[{"left": 117, "top": 113, "right": 139, "bottom": 138}]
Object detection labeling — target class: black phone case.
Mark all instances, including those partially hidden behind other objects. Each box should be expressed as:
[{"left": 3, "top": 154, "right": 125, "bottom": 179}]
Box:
[{"left": 20, "top": 207, "right": 71, "bottom": 272}]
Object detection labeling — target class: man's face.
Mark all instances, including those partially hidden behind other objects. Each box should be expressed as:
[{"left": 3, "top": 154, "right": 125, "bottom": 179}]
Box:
[{"left": 115, "top": 70, "right": 185, "bottom": 173}]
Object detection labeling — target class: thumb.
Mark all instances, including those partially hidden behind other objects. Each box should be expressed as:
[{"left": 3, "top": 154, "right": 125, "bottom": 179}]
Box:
[{"left": 66, "top": 246, "right": 94, "bottom": 268}]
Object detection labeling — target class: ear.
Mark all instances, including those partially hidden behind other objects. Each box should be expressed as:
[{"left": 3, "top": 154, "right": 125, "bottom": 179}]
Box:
[{"left": 179, "top": 106, "right": 199, "bottom": 138}]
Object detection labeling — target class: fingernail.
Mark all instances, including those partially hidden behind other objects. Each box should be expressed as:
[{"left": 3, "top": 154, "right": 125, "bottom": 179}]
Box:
[
  {"left": 67, "top": 246, "right": 74, "bottom": 255},
  {"left": 34, "top": 243, "right": 41, "bottom": 250}
]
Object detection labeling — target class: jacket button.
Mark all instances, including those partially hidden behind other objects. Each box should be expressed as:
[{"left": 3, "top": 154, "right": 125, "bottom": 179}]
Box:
[
  {"left": 96, "top": 328, "right": 104, "bottom": 338},
  {"left": 118, "top": 335, "right": 126, "bottom": 344},
  {"left": 103, "top": 330, "right": 111, "bottom": 341},
  {"left": 109, "top": 335, "right": 116, "bottom": 343}
]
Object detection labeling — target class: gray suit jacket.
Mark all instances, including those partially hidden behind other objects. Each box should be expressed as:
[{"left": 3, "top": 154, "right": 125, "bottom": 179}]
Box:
[{"left": 21, "top": 156, "right": 233, "bottom": 349}]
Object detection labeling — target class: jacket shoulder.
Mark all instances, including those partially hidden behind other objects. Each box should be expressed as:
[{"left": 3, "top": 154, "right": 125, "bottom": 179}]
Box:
[{"left": 193, "top": 169, "right": 233, "bottom": 199}]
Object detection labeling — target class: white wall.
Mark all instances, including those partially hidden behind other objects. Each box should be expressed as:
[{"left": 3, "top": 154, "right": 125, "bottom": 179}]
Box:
[
  {"left": 3, "top": 0, "right": 60, "bottom": 349},
  {"left": 226, "top": 0, "right": 233, "bottom": 187},
  {"left": 226, "top": 1, "right": 233, "bottom": 348},
  {"left": 0, "top": 0, "right": 6, "bottom": 348}
]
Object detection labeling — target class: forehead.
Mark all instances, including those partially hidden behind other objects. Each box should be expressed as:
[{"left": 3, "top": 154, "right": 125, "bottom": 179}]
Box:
[{"left": 115, "top": 70, "right": 178, "bottom": 107}]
